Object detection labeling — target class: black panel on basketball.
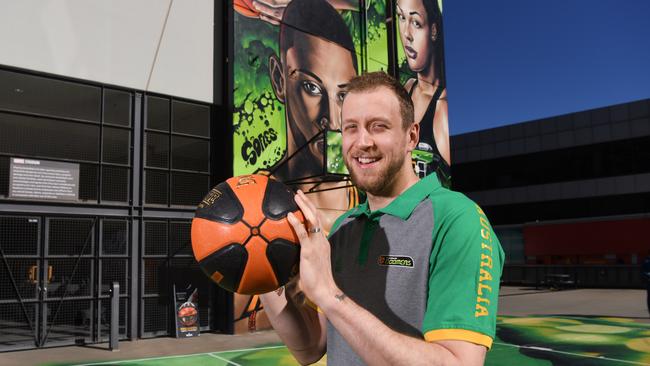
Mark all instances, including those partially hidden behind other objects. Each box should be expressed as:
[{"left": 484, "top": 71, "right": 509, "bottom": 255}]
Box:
[
  {"left": 262, "top": 180, "right": 298, "bottom": 220},
  {"left": 199, "top": 244, "right": 248, "bottom": 293},
  {"left": 266, "top": 239, "right": 299, "bottom": 285},
  {"left": 195, "top": 182, "right": 244, "bottom": 224}
]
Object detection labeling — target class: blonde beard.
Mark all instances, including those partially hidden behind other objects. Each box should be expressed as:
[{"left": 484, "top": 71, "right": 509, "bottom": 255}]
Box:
[{"left": 347, "top": 154, "right": 405, "bottom": 196}]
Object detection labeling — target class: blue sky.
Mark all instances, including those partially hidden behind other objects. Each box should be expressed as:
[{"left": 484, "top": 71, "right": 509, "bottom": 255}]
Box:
[{"left": 444, "top": 0, "right": 650, "bottom": 135}]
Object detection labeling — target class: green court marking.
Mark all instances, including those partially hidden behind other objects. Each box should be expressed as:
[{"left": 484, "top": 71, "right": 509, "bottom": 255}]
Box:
[
  {"left": 484, "top": 337, "right": 552, "bottom": 366},
  {"left": 496, "top": 315, "right": 650, "bottom": 365},
  {"left": 55, "top": 316, "right": 650, "bottom": 366},
  {"left": 68, "top": 345, "right": 288, "bottom": 366},
  {"left": 492, "top": 342, "right": 650, "bottom": 366}
]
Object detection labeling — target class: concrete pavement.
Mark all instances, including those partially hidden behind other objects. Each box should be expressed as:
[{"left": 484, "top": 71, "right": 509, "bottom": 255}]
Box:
[{"left": 1, "top": 286, "right": 648, "bottom": 366}]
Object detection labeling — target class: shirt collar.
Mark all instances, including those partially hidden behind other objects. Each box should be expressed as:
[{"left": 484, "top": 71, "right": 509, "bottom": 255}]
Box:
[{"left": 349, "top": 173, "right": 442, "bottom": 220}]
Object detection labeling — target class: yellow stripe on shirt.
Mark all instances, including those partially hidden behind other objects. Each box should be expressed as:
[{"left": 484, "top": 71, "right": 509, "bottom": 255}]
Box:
[{"left": 424, "top": 329, "right": 493, "bottom": 349}]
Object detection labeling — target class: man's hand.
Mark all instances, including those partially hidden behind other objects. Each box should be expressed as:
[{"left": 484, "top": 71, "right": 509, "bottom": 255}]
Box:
[{"left": 286, "top": 190, "right": 341, "bottom": 307}]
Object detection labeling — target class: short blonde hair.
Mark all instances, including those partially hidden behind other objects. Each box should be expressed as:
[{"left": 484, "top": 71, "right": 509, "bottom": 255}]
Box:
[{"left": 345, "top": 71, "right": 414, "bottom": 128}]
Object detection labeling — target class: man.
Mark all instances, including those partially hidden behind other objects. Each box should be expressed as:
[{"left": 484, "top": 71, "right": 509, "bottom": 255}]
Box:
[{"left": 261, "top": 72, "right": 504, "bottom": 365}]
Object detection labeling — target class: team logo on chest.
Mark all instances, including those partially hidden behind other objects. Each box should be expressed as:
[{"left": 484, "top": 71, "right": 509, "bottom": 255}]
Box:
[{"left": 378, "top": 255, "right": 414, "bottom": 268}]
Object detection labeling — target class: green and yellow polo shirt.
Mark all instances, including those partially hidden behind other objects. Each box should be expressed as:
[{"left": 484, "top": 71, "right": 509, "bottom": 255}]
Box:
[{"left": 325, "top": 173, "right": 504, "bottom": 365}]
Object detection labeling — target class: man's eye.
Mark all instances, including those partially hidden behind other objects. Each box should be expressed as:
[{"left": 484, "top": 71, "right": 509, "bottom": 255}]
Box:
[{"left": 302, "top": 81, "right": 322, "bottom": 96}]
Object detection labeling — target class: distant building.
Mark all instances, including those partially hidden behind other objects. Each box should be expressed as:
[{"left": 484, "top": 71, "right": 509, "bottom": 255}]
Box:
[{"left": 451, "top": 98, "right": 650, "bottom": 288}]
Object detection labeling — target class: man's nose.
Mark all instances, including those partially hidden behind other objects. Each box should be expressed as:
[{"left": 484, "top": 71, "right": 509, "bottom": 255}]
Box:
[{"left": 356, "top": 128, "right": 373, "bottom": 148}]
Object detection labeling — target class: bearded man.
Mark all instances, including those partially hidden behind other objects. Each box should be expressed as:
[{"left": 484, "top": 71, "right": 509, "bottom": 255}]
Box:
[{"left": 261, "top": 72, "right": 504, "bottom": 366}]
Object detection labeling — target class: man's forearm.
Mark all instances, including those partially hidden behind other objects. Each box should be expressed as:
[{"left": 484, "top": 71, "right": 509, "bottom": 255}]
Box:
[
  {"left": 320, "top": 292, "right": 484, "bottom": 366},
  {"left": 260, "top": 292, "right": 326, "bottom": 364}
]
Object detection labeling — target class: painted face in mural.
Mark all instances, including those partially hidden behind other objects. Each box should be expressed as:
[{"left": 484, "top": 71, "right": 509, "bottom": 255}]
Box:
[
  {"left": 341, "top": 87, "right": 418, "bottom": 196},
  {"left": 396, "top": 0, "right": 437, "bottom": 73},
  {"left": 270, "top": 31, "right": 357, "bottom": 177}
]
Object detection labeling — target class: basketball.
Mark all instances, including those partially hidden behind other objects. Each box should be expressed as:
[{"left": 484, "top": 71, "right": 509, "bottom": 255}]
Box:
[{"left": 191, "top": 174, "right": 304, "bottom": 295}]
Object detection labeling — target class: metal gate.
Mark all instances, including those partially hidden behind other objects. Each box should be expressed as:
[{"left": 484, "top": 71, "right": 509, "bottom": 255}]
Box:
[{"left": 0, "top": 215, "right": 129, "bottom": 350}]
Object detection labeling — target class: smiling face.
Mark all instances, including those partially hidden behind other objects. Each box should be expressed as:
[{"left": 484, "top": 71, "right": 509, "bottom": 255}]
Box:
[
  {"left": 396, "top": 0, "right": 435, "bottom": 73},
  {"left": 341, "top": 87, "right": 419, "bottom": 196},
  {"left": 282, "top": 32, "right": 357, "bottom": 169}
]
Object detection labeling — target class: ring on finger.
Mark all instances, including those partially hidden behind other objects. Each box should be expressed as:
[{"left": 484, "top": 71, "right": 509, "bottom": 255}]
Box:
[{"left": 307, "top": 227, "right": 321, "bottom": 234}]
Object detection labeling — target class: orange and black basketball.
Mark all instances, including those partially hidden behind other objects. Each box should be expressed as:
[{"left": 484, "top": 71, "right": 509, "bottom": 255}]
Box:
[{"left": 191, "top": 174, "right": 304, "bottom": 295}]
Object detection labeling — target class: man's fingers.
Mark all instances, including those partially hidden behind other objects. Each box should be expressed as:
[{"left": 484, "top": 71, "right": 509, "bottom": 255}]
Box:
[
  {"left": 287, "top": 212, "right": 308, "bottom": 241},
  {"left": 297, "top": 190, "right": 322, "bottom": 227},
  {"left": 294, "top": 192, "right": 318, "bottom": 227}
]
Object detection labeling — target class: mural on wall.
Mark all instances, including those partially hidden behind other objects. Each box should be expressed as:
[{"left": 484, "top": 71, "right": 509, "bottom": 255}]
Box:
[
  {"left": 395, "top": 0, "right": 450, "bottom": 186},
  {"left": 231, "top": 0, "right": 448, "bottom": 332}
]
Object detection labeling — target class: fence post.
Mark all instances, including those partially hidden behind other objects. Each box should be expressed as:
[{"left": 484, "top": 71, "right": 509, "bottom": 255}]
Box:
[{"left": 110, "top": 282, "right": 119, "bottom": 351}]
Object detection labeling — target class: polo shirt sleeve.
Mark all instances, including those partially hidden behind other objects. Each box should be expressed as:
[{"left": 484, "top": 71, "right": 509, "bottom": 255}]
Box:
[{"left": 422, "top": 196, "right": 504, "bottom": 349}]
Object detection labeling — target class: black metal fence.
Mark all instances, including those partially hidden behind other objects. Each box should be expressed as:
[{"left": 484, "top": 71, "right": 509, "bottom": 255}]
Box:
[
  {"left": 0, "top": 215, "right": 129, "bottom": 350},
  {"left": 0, "top": 67, "right": 231, "bottom": 351},
  {"left": 502, "top": 264, "right": 645, "bottom": 289}
]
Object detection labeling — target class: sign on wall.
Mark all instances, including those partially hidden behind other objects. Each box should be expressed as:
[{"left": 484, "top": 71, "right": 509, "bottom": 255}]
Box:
[{"left": 9, "top": 158, "right": 79, "bottom": 202}]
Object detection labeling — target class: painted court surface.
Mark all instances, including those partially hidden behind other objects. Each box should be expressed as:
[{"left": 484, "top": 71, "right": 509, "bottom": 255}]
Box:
[{"left": 48, "top": 315, "right": 650, "bottom": 366}]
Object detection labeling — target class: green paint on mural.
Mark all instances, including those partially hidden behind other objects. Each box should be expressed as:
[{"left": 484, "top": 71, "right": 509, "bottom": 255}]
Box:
[
  {"left": 233, "top": 14, "right": 287, "bottom": 175},
  {"left": 326, "top": 131, "right": 348, "bottom": 175},
  {"left": 232, "top": 1, "right": 392, "bottom": 177}
]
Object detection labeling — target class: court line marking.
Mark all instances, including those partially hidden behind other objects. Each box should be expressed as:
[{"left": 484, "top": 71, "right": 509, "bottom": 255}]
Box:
[
  {"left": 211, "top": 344, "right": 287, "bottom": 354},
  {"left": 493, "top": 342, "right": 650, "bottom": 366},
  {"left": 214, "top": 346, "right": 326, "bottom": 365},
  {"left": 208, "top": 353, "right": 242, "bottom": 366},
  {"left": 72, "top": 345, "right": 286, "bottom": 365},
  {"left": 74, "top": 352, "right": 213, "bottom": 366}
]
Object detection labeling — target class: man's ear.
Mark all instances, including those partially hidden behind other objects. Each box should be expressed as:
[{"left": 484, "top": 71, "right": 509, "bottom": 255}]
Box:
[
  {"left": 407, "top": 122, "right": 420, "bottom": 152},
  {"left": 269, "top": 54, "right": 285, "bottom": 103}
]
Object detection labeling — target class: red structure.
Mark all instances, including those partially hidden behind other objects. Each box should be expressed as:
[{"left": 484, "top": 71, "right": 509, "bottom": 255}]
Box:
[{"left": 524, "top": 218, "right": 650, "bottom": 265}]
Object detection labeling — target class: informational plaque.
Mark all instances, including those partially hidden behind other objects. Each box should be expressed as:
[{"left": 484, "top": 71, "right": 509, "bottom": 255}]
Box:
[{"left": 9, "top": 158, "right": 80, "bottom": 201}]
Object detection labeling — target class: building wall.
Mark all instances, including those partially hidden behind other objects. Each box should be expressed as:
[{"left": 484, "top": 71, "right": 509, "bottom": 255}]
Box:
[
  {"left": 452, "top": 99, "right": 650, "bottom": 210},
  {"left": 0, "top": 66, "right": 224, "bottom": 350},
  {"left": 451, "top": 98, "right": 650, "bottom": 274},
  {"left": 0, "top": 0, "right": 214, "bottom": 102}
]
